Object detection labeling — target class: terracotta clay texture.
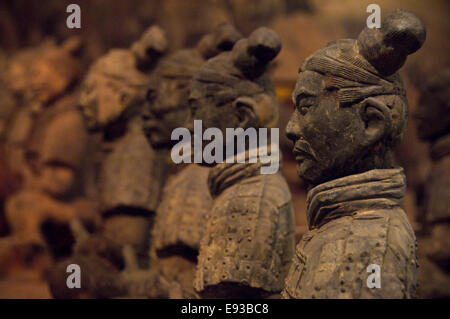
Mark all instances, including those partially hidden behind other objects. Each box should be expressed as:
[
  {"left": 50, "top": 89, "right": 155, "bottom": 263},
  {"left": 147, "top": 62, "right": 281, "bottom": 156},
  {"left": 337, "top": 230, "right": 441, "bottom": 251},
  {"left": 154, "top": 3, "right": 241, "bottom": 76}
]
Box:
[
  {"left": 2, "top": 37, "right": 99, "bottom": 264},
  {"left": 3, "top": 37, "right": 82, "bottom": 176},
  {"left": 414, "top": 69, "right": 450, "bottom": 298},
  {"left": 283, "top": 9, "right": 426, "bottom": 298},
  {"left": 4, "top": 105, "right": 98, "bottom": 261},
  {"left": 147, "top": 23, "right": 242, "bottom": 298},
  {"left": 78, "top": 26, "right": 169, "bottom": 267},
  {"left": 48, "top": 26, "right": 169, "bottom": 298},
  {"left": 50, "top": 23, "right": 243, "bottom": 299},
  {"left": 150, "top": 164, "right": 212, "bottom": 298},
  {"left": 190, "top": 27, "right": 296, "bottom": 298}
]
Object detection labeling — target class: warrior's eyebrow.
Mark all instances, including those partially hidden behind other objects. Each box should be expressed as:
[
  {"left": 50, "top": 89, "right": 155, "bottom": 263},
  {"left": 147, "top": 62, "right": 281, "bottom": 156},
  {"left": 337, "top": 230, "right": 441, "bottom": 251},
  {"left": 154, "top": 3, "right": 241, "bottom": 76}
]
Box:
[{"left": 292, "top": 88, "right": 317, "bottom": 104}]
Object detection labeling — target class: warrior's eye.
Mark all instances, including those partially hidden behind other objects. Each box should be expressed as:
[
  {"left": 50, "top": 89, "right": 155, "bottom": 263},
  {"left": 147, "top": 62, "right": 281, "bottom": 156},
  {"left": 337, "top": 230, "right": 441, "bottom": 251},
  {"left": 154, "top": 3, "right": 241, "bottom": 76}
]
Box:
[
  {"left": 176, "top": 82, "right": 187, "bottom": 90},
  {"left": 296, "top": 96, "right": 315, "bottom": 115},
  {"left": 146, "top": 89, "right": 156, "bottom": 102},
  {"left": 188, "top": 98, "right": 199, "bottom": 112},
  {"left": 83, "top": 84, "right": 93, "bottom": 94},
  {"left": 120, "top": 92, "right": 129, "bottom": 104},
  {"left": 299, "top": 106, "right": 308, "bottom": 116},
  {"left": 297, "top": 97, "right": 314, "bottom": 107}
]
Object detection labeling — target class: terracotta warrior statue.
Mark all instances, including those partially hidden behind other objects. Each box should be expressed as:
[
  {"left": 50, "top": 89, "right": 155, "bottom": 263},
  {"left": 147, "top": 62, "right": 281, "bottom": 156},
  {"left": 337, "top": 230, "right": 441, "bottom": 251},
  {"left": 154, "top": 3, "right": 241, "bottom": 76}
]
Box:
[
  {"left": 76, "top": 25, "right": 169, "bottom": 267},
  {"left": 2, "top": 37, "right": 100, "bottom": 265},
  {"left": 414, "top": 69, "right": 450, "bottom": 298},
  {"left": 3, "top": 37, "right": 82, "bottom": 178},
  {"left": 5, "top": 106, "right": 99, "bottom": 260},
  {"left": 48, "top": 26, "right": 171, "bottom": 298},
  {"left": 49, "top": 24, "right": 244, "bottom": 299},
  {"left": 190, "top": 27, "right": 296, "bottom": 298},
  {"left": 144, "top": 23, "right": 243, "bottom": 298},
  {"left": 282, "top": 9, "right": 426, "bottom": 299}
]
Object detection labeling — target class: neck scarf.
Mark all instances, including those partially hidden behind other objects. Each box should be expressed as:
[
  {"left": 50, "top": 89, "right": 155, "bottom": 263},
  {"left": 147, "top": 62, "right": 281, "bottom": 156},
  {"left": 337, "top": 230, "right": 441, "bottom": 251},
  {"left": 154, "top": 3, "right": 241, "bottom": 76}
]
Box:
[{"left": 306, "top": 168, "right": 406, "bottom": 229}]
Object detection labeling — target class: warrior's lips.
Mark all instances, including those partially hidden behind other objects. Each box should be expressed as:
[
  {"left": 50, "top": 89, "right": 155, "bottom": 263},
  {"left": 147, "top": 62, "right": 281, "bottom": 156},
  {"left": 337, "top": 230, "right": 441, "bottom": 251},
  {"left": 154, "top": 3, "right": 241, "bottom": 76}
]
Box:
[
  {"left": 143, "top": 121, "right": 162, "bottom": 134},
  {"left": 293, "top": 147, "right": 312, "bottom": 163}
]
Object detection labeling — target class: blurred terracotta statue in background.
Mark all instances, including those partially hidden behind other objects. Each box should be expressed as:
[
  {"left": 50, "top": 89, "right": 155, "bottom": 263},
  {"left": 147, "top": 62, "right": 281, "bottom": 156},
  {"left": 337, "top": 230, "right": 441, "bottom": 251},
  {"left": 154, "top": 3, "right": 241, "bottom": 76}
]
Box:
[
  {"left": 190, "top": 27, "right": 295, "bottom": 298},
  {"left": 283, "top": 10, "right": 426, "bottom": 298},
  {"left": 3, "top": 38, "right": 82, "bottom": 177},
  {"left": 77, "top": 25, "right": 169, "bottom": 267},
  {"left": 415, "top": 69, "right": 450, "bottom": 298},
  {"left": 49, "top": 24, "right": 246, "bottom": 299},
  {"left": 48, "top": 26, "right": 170, "bottom": 298},
  {"left": 145, "top": 23, "right": 243, "bottom": 298},
  {"left": 1, "top": 37, "right": 99, "bottom": 267}
]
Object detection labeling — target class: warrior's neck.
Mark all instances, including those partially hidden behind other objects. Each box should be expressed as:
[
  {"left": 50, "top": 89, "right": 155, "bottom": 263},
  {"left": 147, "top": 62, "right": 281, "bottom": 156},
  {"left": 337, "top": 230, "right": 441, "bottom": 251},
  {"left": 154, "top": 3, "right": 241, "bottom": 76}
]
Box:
[{"left": 306, "top": 168, "right": 406, "bottom": 229}]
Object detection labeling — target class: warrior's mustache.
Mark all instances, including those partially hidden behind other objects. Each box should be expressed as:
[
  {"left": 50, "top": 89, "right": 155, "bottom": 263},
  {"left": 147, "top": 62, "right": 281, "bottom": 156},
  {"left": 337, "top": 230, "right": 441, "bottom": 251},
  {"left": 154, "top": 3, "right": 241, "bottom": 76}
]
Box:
[{"left": 293, "top": 139, "right": 318, "bottom": 161}]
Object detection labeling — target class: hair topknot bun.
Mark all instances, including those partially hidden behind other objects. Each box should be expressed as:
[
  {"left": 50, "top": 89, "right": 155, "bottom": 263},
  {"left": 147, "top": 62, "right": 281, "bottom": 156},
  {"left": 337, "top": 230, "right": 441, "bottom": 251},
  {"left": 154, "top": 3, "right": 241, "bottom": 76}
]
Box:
[
  {"left": 358, "top": 9, "right": 426, "bottom": 76},
  {"left": 234, "top": 27, "right": 281, "bottom": 79},
  {"left": 131, "top": 25, "right": 168, "bottom": 71},
  {"left": 197, "top": 23, "right": 243, "bottom": 59}
]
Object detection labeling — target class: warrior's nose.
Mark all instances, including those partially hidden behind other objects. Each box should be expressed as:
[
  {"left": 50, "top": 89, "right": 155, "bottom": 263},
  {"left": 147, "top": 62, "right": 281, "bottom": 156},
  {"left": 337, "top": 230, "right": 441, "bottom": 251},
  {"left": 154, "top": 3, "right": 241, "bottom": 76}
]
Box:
[{"left": 286, "top": 116, "right": 301, "bottom": 142}]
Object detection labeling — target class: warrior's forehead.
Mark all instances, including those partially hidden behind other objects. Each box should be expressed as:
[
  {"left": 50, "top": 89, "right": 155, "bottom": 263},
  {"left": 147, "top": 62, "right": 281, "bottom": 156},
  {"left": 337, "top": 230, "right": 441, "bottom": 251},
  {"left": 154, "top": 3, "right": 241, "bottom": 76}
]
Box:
[{"left": 293, "top": 71, "right": 324, "bottom": 97}]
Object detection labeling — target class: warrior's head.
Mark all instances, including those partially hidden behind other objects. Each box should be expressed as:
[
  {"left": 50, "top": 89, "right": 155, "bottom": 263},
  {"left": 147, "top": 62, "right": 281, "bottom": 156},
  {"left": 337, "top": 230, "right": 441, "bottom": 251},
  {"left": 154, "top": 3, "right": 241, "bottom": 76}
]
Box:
[
  {"left": 189, "top": 27, "right": 281, "bottom": 135},
  {"left": 143, "top": 23, "right": 242, "bottom": 148},
  {"left": 286, "top": 9, "right": 426, "bottom": 186},
  {"left": 414, "top": 69, "right": 450, "bottom": 142},
  {"left": 80, "top": 26, "right": 167, "bottom": 133},
  {"left": 8, "top": 37, "right": 82, "bottom": 108}
]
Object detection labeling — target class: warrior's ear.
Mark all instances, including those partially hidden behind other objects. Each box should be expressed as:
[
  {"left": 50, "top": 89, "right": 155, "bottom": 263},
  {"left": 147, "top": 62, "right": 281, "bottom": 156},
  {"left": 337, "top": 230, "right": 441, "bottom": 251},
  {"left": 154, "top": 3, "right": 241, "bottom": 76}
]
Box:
[
  {"left": 233, "top": 96, "right": 258, "bottom": 129},
  {"left": 360, "top": 97, "right": 392, "bottom": 147}
]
